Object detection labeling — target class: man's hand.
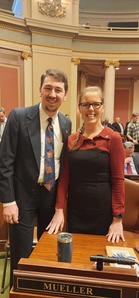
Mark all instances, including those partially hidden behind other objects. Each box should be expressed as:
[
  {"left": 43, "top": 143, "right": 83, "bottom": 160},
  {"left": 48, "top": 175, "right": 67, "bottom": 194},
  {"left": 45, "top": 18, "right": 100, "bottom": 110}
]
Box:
[
  {"left": 46, "top": 209, "right": 64, "bottom": 234},
  {"left": 125, "top": 157, "right": 131, "bottom": 164},
  {"left": 3, "top": 203, "right": 19, "bottom": 224}
]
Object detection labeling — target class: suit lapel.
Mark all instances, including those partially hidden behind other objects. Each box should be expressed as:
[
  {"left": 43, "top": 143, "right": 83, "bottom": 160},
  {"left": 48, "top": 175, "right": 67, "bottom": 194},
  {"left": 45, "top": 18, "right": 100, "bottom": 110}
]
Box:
[
  {"left": 26, "top": 104, "right": 41, "bottom": 170},
  {"left": 58, "top": 113, "right": 70, "bottom": 142}
]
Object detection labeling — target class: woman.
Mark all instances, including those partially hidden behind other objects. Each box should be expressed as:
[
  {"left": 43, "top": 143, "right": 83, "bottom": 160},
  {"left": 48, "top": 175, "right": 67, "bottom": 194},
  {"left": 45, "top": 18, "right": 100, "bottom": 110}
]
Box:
[{"left": 47, "top": 86, "right": 125, "bottom": 243}]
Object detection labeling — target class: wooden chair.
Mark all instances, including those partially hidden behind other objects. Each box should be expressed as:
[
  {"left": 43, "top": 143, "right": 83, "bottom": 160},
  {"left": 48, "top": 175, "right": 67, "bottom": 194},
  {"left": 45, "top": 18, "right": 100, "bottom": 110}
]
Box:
[
  {"left": 123, "top": 178, "right": 139, "bottom": 232},
  {"left": 0, "top": 226, "right": 38, "bottom": 294}
]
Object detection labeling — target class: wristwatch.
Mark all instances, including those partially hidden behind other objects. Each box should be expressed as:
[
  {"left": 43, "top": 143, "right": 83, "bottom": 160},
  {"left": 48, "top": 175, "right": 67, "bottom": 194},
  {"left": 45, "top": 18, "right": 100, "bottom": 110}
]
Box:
[{"left": 115, "top": 214, "right": 123, "bottom": 220}]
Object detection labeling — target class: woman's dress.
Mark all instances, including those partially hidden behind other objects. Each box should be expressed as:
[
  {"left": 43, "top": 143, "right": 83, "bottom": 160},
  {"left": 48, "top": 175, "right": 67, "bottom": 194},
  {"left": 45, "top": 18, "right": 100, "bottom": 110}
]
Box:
[
  {"left": 56, "top": 126, "right": 125, "bottom": 236},
  {"left": 67, "top": 148, "right": 112, "bottom": 235}
]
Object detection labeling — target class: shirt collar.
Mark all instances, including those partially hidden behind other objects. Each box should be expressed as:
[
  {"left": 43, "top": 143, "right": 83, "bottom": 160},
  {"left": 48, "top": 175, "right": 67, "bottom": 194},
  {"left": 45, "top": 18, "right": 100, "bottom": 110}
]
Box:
[{"left": 39, "top": 103, "right": 58, "bottom": 124}]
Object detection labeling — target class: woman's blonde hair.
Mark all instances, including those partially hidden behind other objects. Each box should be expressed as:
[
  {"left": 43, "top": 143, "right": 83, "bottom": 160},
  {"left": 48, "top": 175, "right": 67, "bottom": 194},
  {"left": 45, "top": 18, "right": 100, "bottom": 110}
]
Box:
[{"left": 78, "top": 86, "right": 104, "bottom": 106}]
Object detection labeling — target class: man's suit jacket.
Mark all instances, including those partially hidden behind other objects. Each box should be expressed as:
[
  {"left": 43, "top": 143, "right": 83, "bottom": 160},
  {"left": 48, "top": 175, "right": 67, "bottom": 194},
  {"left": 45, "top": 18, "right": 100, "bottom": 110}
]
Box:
[
  {"left": 112, "top": 122, "right": 124, "bottom": 134},
  {"left": 102, "top": 121, "right": 116, "bottom": 131},
  {"left": 133, "top": 153, "right": 139, "bottom": 174},
  {"left": 0, "top": 103, "right": 71, "bottom": 206}
]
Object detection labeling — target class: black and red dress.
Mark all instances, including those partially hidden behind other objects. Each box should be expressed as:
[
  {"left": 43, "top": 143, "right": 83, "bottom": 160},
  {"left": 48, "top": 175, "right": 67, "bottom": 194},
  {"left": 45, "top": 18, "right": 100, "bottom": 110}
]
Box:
[{"left": 56, "top": 126, "right": 125, "bottom": 235}]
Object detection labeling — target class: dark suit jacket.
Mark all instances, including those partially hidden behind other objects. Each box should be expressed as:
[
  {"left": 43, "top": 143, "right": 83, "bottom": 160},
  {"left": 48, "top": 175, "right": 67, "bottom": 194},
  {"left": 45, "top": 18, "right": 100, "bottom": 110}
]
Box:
[
  {"left": 133, "top": 153, "right": 139, "bottom": 174},
  {"left": 102, "top": 121, "right": 116, "bottom": 131},
  {"left": 112, "top": 122, "right": 124, "bottom": 134},
  {"left": 124, "top": 121, "right": 130, "bottom": 136},
  {"left": 0, "top": 103, "right": 72, "bottom": 205}
]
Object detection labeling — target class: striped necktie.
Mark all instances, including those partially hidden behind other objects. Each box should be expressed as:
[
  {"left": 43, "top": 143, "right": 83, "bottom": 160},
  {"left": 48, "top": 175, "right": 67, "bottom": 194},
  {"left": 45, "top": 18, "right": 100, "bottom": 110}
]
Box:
[{"left": 44, "top": 117, "right": 55, "bottom": 191}]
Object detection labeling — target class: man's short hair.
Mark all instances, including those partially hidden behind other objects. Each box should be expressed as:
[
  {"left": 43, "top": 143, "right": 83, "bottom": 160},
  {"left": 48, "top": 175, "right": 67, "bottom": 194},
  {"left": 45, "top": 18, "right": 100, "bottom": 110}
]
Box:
[
  {"left": 132, "top": 112, "right": 139, "bottom": 117},
  {"left": 124, "top": 141, "right": 134, "bottom": 149},
  {"left": 40, "top": 69, "right": 68, "bottom": 92},
  {"left": 0, "top": 107, "right": 5, "bottom": 113}
]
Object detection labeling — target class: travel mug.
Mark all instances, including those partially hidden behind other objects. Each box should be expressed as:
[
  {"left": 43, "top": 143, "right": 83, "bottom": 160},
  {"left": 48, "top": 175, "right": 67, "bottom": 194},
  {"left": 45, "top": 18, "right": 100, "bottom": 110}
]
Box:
[{"left": 57, "top": 232, "right": 72, "bottom": 263}]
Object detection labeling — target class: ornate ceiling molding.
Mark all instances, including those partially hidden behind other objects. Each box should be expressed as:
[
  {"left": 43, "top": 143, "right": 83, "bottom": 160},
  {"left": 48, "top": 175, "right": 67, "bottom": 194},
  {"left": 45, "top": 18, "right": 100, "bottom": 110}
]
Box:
[
  {"left": 71, "top": 58, "right": 80, "bottom": 65},
  {"left": 21, "top": 52, "right": 32, "bottom": 60},
  {"left": 104, "top": 60, "right": 120, "bottom": 68}
]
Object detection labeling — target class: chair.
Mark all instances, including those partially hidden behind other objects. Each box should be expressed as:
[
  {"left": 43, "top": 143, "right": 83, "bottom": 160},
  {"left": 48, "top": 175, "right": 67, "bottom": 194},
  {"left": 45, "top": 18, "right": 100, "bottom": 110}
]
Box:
[
  {"left": 123, "top": 178, "right": 139, "bottom": 232},
  {"left": 0, "top": 226, "right": 38, "bottom": 294}
]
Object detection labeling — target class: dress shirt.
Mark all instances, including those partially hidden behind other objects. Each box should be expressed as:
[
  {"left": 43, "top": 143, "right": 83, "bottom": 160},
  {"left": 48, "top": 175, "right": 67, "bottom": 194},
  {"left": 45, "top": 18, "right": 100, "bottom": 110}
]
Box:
[
  {"left": 124, "top": 157, "right": 137, "bottom": 175},
  {"left": 127, "top": 121, "right": 139, "bottom": 141},
  {"left": 118, "top": 123, "right": 124, "bottom": 135},
  {"left": 38, "top": 104, "right": 63, "bottom": 183}
]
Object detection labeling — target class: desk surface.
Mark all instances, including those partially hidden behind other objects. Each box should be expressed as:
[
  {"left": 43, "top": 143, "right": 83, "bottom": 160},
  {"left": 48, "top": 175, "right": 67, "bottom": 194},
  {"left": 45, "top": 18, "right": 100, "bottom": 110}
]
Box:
[
  {"left": 11, "top": 231, "right": 139, "bottom": 298},
  {"left": 30, "top": 231, "right": 139, "bottom": 265}
]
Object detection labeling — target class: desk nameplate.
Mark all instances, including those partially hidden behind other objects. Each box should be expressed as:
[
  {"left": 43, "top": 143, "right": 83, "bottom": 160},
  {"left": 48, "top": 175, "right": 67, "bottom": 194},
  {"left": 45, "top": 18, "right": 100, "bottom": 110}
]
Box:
[{"left": 14, "top": 270, "right": 122, "bottom": 298}]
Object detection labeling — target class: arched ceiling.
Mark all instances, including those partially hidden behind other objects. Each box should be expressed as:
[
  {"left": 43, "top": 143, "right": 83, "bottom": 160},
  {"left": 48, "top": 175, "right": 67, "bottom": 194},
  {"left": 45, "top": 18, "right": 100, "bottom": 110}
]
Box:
[
  {"left": 0, "top": 0, "right": 139, "bottom": 80},
  {"left": 79, "top": 0, "right": 139, "bottom": 12},
  {"left": 1, "top": 0, "right": 139, "bottom": 13}
]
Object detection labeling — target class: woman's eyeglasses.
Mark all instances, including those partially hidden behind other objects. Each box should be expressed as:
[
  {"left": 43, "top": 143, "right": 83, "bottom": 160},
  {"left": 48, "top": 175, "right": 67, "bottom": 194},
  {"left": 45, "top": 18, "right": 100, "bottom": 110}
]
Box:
[{"left": 79, "top": 102, "right": 103, "bottom": 109}]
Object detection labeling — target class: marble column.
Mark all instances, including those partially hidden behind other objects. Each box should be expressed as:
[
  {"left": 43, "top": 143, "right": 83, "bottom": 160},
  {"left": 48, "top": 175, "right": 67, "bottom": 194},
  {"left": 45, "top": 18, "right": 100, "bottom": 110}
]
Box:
[
  {"left": 104, "top": 60, "right": 119, "bottom": 123},
  {"left": 80, "top": 71, "right": 88, "bottom": 91},
  {"left": 71, "top": 58, "right": 80, "bottom": 132}
]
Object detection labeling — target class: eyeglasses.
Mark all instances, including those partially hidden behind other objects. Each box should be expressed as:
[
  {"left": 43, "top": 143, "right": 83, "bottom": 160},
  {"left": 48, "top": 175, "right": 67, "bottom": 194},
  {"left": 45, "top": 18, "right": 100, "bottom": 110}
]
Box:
[{"left": 79, "top": 102, "right": 103, "bottom": 109}]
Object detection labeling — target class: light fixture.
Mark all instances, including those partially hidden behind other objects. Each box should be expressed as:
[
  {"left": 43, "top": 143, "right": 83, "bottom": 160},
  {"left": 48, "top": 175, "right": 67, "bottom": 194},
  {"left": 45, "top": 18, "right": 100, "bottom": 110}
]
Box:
[
  {"left": 116, "top": 67, "right": 119, "bottom": 70},
  {"left": 128, "top": 67, "right": 132, "bottom": 70},
  {"left": 38, "top": 0, "right": 66, "bottom": 18}
]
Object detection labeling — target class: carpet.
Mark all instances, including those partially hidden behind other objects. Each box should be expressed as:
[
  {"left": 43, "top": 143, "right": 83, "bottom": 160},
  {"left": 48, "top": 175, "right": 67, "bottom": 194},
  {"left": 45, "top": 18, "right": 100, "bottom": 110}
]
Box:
[{"left": 0, "top": 252, "right": 10, "bottom": 298}]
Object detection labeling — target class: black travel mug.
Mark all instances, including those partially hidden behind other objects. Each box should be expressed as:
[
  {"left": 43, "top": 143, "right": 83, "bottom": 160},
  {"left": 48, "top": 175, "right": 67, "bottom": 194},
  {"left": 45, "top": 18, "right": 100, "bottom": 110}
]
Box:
[{"left": 57, "top": 232, "right": 72, "bottom": 263}]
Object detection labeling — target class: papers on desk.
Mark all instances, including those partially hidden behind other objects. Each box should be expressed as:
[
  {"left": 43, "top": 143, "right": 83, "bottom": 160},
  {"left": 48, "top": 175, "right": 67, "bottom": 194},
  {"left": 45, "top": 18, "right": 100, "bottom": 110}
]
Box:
[{"left": 106, "top": 246, "right": 138, "bottom": 268}]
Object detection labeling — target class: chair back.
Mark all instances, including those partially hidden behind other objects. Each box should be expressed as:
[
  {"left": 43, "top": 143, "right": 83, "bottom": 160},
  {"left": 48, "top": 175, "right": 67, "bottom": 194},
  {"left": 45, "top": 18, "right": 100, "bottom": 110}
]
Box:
[{"left": 123, "top": 178, "right": 139, "bottom": 231}]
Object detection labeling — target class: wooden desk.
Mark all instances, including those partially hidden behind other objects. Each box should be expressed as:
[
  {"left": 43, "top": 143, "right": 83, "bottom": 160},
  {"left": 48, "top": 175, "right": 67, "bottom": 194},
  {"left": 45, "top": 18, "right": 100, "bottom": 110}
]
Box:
[
  {"left": 124, "top": 174, "right": 139, "bottom": 183},
  {"left": 10, "top": 231, "right": 139, "bottom": 298},
  {"left": 30, "top": 231, "right": 139, "bottom": 264}
]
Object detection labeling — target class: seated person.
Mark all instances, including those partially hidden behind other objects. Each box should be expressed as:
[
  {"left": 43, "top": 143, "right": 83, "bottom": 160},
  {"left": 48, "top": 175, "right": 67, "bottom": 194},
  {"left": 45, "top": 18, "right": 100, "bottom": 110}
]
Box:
[{"left": 124, "top": 141, "right": 139, "bottom": 174}]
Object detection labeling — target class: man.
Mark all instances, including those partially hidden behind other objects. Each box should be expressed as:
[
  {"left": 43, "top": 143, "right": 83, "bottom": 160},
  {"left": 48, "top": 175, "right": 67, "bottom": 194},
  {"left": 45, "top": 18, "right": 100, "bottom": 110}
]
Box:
[
  {"left": 126, "top": 112, "right": 139, "bottom": 152},
  {"left": 0, "top": 69, "right": 72, "bottom": 286},
  {"left": 102, "top": 117, "right": 116, "bottom": 131},
  {"left": 0, "top": 107, "right": 7, "bottom": 142},
  {"left": 124, "top": 141, "right": 139, "bottom": 174},
  {"left": 112, "top": 117, "right": 124, "bottom": 136}
]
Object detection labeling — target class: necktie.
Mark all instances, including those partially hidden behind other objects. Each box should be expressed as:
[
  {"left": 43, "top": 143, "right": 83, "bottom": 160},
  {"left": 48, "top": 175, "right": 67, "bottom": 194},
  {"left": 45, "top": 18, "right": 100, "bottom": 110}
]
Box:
[
  {"left": 44, "top": 118, "right": 55, "bottom": 191},
  {"left": 127, "top": 162, "right": 132, "bottom": 174}
]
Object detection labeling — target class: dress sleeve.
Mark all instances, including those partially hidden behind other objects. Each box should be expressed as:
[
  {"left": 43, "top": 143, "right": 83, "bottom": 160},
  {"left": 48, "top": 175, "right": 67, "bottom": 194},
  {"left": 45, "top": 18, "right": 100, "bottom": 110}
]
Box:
[
  {"left": 109, "top": 132, "right": 125, "bottom": 216},
  {"left": 55, "top": 149, "right": 69, "bottom": 209}
]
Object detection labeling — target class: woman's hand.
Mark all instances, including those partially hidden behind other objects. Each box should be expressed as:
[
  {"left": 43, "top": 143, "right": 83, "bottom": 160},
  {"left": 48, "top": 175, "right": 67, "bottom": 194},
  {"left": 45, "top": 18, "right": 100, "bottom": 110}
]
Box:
[
  {"left": 46, "top": 209, "right": 64, "bottom": 234},
  {"left": 106, "top": 217, "right": 125, "bottom": 243}
]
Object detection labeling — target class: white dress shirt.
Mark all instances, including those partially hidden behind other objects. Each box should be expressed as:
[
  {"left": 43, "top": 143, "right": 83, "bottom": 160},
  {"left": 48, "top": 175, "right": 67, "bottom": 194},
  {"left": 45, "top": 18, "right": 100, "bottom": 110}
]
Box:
[
  {"left": 124, "top": 157, "right": 137, "bottom": 175},
  {"left": 38, "top": 104, "right": 63, "bottom": 183}
]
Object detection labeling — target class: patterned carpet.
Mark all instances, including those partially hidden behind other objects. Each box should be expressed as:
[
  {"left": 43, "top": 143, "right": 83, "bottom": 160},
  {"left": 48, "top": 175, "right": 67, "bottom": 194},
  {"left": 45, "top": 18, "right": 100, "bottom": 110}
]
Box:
[{"left": 0, "top": 252, "right": 10, "bottom": 298}]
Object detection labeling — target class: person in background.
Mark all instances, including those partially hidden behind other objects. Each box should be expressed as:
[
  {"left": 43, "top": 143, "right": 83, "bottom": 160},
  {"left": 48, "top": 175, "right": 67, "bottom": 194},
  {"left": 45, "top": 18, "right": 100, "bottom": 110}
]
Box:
[
  {"left": 112, "top": 117, "right": 124, "bottom": 136},
  {"left": 124, "top": 141, "right": 139, "bottom": 174},
  {"left": 0, "top": 107, "right": 7, "bottom": 142},
  {"left": 47, "top": 86, "right": 125, "bottom": 244},
  {"left": 0, "top": 69, "right": 72, "bottom": 286},
  {"left": 102, "top": 117, "right": 116, "bottom": 131},
  {"left": 126, "top": 112, "right": 139, "bottom": 152}
]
